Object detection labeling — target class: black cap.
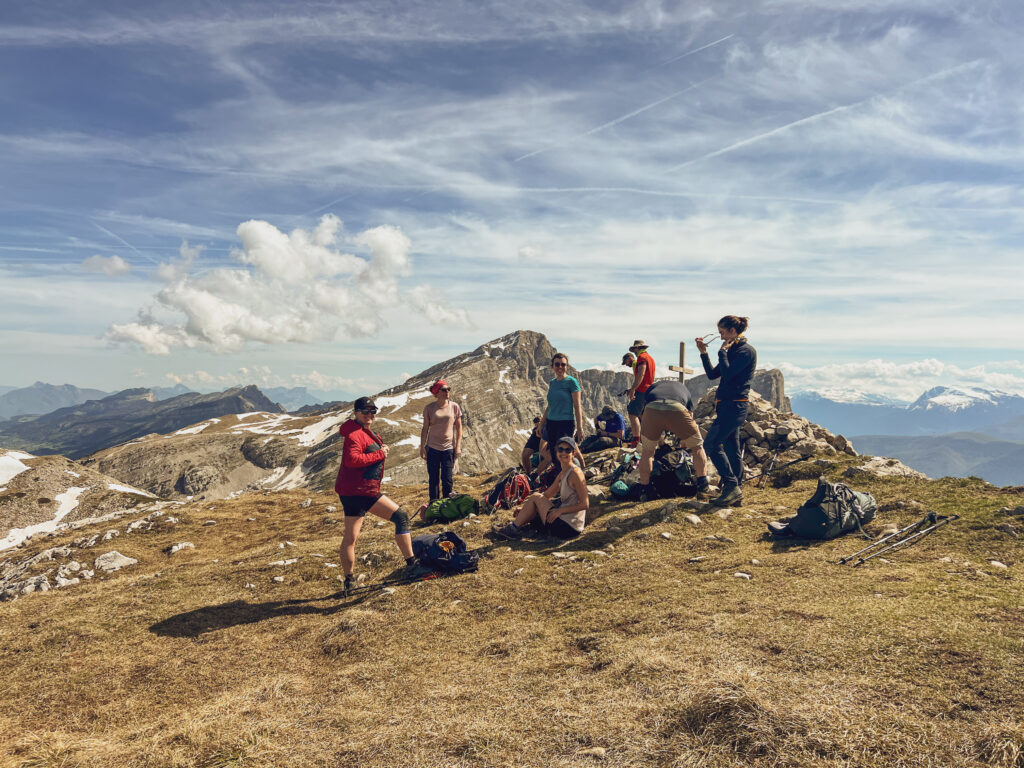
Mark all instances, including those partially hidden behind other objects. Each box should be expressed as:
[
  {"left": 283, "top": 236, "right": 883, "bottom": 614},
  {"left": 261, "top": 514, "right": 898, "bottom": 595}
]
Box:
[{"left": 353, "top": 396, "right": 377, "bottom": 413}]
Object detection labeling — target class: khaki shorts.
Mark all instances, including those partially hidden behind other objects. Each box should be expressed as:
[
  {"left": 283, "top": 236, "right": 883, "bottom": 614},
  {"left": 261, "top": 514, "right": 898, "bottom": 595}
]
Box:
[{"left": 640, "top": 400, "right": 703, "bottom": 451}]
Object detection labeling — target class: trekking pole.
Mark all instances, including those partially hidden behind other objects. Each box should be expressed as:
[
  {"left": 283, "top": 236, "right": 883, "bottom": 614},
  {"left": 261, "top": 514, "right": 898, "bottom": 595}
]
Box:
[
  {"left": 837, "top": 513, "right": 933, "bottom": 564},
  {"left": 849, "top": 514, "right": 959, "bottom": 567},
  {"left": 755, "top": 452, "right": 779, "bottom": 489},
  {"left": 748, "top": 454, "right": 810, "bottom": 487}
]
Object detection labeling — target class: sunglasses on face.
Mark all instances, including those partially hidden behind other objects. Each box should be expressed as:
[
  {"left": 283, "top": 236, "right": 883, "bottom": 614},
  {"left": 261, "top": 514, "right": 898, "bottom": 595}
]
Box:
[
  {"left": 552, "top": 362, "right": 568, "bottom": 368},
  {"left": 556, "top": 446, "right": 573, "bottom": 453},
  {"left": 438, "top": 387, "right": 451, "bottom": 392},
  {"left": 357, "top": 408, "right": 378, "bottom": 415}
]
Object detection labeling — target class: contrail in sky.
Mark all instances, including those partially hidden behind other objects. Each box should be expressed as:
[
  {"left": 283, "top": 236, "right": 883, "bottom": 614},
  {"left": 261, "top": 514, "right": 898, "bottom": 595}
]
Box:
[
  {"left": 92, "top": 222, "right": 160, "bottom": 265},
  {"left": 664, "top": 59, "right": 983, "bottom": 174},
  {"left": 514, "top": 79, "right": 710, "bottom": 163},
  {"left": 656, "top": 34, "right": 735, "bottom": 67}
]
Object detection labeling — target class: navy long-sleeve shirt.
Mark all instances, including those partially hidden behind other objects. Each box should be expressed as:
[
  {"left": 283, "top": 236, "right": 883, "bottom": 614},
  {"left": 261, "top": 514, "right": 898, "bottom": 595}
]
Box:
[{"left": 700, "top": 339, "right": 757, "bottom": 401}]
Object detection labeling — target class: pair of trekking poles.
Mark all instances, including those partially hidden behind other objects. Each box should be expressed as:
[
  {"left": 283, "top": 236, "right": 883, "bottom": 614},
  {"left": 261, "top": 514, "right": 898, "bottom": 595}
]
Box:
[{"left": 838, "top": 511, "right": 960, "bottom": 566}]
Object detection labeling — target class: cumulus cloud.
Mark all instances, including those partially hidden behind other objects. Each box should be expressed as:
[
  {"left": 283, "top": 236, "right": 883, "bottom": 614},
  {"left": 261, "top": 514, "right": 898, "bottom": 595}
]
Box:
[
  {"left": 82, "top": 254, "right": 131, "bottom": 276},
  {"left": 518, "top": 245, "right": 542, "bottom": 261},
  {"left": 164, "top": 367, "right": 390, "bottom": 394},
  {"left": 106, "top": 215, "right": 471, "bottom": 354},
  {"left": 774, "top": 359, "right": 1024, "bottom": 401}
]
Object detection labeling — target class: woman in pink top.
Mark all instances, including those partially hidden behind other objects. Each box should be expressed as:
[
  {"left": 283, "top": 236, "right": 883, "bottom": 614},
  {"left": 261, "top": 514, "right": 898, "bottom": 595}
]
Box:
[{"left": 419, "top": 379, "right": 463, "bottom": 501}]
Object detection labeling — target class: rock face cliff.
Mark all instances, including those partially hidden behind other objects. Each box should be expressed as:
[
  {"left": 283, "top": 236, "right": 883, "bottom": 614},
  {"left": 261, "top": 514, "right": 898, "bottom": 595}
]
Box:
[{"left": 78, "top": 331, "right": 801, "bottom": 500}]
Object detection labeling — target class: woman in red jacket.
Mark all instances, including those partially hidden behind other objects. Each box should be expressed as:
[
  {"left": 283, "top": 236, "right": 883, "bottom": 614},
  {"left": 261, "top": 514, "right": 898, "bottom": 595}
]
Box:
[{"left": 335, "top": 396, "right": 425, "bottom": 594}]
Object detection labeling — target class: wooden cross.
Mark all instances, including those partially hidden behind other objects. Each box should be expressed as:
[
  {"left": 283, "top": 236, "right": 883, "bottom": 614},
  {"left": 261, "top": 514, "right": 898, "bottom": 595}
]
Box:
[{"left": 668, "top": 341, "right": 695, "bottom": 382}]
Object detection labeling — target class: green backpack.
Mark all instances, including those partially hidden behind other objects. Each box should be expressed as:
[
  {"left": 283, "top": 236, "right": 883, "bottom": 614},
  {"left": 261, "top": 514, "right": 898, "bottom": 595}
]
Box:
[{"left": 424, "top": 494, "right": 480, "bottom": 523}]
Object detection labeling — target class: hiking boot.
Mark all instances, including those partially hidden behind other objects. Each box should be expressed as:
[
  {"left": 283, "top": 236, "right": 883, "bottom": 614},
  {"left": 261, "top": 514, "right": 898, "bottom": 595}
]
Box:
[
  {"left": 343, "top": 574, "right": 354, "bottom": 596},
  {"left": 696, "top": 476, "right": 710, "bottom": 494},
  {"left": 493, "top": 522, "right": 525, "bottom": 541},
  {"left": 402, "top": 562, "right": 433, "bottom": 580},
  {"left": 710, "top": 484, "right": 742, "bottom": 507},
  {"left": 637, "top": 484, "right": 657, "bottom": 502}
]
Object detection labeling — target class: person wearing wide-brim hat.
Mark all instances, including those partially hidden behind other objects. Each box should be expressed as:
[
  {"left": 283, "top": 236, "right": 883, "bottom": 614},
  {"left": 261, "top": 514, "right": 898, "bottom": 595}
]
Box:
[
  {"left": 493, "top": 435, "right": 589, "bottom": 541},
  {"left": 625, "top": 339, "right": 656, "bottom": 447}
]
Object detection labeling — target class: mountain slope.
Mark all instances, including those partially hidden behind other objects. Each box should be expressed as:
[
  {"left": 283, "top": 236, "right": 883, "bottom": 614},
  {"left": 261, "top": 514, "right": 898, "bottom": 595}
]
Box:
[
  {"left": 0, "top": 382, "right": 110, "bottom": 420},
  {"left": 81, "top": 331, "right": 799, "bottom": 501},
  {"left": 851, "top": 432, "right": 1024, "bottom": 486},
  {"left": 0, "top": 386, "right": 282, "bottom": 459},
  {"left": 0, "top": 466, "right": 1020, "bottom": 766}
]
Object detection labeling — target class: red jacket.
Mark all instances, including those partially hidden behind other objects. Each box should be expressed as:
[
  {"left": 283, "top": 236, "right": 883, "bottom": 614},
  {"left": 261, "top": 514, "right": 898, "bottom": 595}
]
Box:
[{"left": 334, "top": 419, "right": 387, "bottom": 496}]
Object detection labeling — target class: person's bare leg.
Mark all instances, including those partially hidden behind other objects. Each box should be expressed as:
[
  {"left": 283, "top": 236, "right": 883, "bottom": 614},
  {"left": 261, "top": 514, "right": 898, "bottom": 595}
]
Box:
[
  {"left": 340, "top": 516, "right": 364, "bottom": 576},
  {"left": 369, "top": 495, "right": 414, "bottom": 560},
  {"left": 691, "top": 445, "right": 709, "bottom": 477},
  {"left": 514, "top": 494, "right": 542, "bottom": 527},
  {"left": 638, "top": 439, "right": 656, "bottom": 485}
]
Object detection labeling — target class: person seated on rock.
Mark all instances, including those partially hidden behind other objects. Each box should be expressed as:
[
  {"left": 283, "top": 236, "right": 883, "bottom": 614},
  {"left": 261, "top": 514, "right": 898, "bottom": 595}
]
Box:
[
  {"left": 494, "top": 436, "right": 589, "bottom": 541},
  {"left": 695, "top": 315, "right": 757, "bottom": 508},
  {"left": 535, "top": 352, "right": 584, "bottom": 475},
  {"left": 634, "top": 378, "right": 710, "bottom": 500},
  {"left": 521, "top": 416, "right": 546, "bottom": 472},
  {"left": 336, "top": 396, "right": 428, "bottom": 594},
  {"left": 419, "top": 379, "right": 463, "bottom": 503},
  {"left": 580, "top": 405, "right": 626, "bottom": 453},
  {"left": 625, "top": 340, "right": 656, "bottom": 448}
]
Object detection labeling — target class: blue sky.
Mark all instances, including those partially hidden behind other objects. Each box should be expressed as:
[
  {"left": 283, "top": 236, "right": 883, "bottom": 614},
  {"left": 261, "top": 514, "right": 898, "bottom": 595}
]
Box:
[{"left": 1, "top": 0, "right": 1023, "bottom": 402}]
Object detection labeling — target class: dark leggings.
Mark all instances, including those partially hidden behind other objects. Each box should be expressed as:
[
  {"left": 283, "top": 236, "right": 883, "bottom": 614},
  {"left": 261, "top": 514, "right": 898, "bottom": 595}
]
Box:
[
  {"left": 426, "top": 446, "right": 455, "bottom": 501},
  {"left": 704, "top": 401, "right": 748, "bottom": 487}
]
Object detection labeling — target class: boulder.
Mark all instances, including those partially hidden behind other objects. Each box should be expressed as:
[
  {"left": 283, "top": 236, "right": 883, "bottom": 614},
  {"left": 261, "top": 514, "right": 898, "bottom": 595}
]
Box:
[
  {"left": 94, "top": 551, "right": 138, "bottom": 572},
  {"left": 844, "top": 457, "right": 928, "bottom": 480},
  {"left": 176, "top": 465, "right": 221, "bottom": 495}
]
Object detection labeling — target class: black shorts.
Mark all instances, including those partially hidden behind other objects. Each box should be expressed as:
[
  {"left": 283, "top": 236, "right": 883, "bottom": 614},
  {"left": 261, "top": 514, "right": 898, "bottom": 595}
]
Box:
[
  {"left": 338, "top": 494, "right": 382, "bottom": 517},
  {"left": 531, "top": 517, "right": 581, "bottom": 540},
  {"left": 543, "top": 419, "right": 575, "bottom": 449},
  {"left": 525, "top": 432, "right": 541, "bottom": 452}
]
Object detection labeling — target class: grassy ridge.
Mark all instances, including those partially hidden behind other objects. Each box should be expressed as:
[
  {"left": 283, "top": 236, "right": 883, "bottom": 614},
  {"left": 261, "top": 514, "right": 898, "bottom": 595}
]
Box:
[{"left": 1, "top": 460, "right": 1022, "bottom": 767}]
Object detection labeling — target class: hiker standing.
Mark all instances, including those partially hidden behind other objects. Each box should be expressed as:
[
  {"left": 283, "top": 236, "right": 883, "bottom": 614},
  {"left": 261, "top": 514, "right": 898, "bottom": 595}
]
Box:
[
  {"left": 420, "top": 379, "right": 463, "bottom": 502},
  {"left": 696, "top": 315, "right": 757, "bottom": 507},
  {"left": 494, "top": 436, "right": 589, "bottom": 541},
  {"left": 336, "top": 396, "right": 427, "bottom": 594},
  {"left": 625, "top": 340, "right": 655, "bottom": 447},
  {"left": 536, "top": 352, "right": 584, "bottom": 474},
  {"left": 635, "top": 379, "right": 710, "bottom": 499}
]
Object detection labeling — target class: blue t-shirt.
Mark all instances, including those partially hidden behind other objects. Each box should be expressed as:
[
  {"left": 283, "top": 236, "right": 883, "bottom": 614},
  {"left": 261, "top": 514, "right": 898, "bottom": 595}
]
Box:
[
  {"left": 547, "top": 375, "right": 582, "bottom": 421},
  {"left": 597, "top": 412, "right": 627, "bottom": 435}
]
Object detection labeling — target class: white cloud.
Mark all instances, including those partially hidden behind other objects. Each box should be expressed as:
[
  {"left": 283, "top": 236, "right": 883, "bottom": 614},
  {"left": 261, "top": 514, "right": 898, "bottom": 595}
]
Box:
[
  {"left": 106, "top": 216, "right": 471, "bottom": 354},
  {"left": 81, "top": 254, "right": 131, "bottom": 276},
  {"left": 164, "top": 366, "right": 392, "bottom": 395}
]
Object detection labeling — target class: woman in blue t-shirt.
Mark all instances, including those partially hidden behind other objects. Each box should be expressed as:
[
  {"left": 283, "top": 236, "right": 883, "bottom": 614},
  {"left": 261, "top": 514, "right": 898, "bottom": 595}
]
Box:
[{"left": 536, "top": 352, "right": 584, "bottom": 474}]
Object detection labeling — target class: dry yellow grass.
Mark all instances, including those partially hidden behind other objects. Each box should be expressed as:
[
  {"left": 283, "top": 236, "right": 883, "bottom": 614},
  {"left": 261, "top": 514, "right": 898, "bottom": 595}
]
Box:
[{"left": 1, "top": 463, "right": 1021, "bottom": 767}]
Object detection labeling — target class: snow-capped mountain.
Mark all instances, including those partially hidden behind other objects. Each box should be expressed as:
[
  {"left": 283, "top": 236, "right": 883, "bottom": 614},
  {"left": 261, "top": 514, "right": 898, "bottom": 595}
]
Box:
[{"left": 793, "top": 385, "right": 1024, "bottom": 441}]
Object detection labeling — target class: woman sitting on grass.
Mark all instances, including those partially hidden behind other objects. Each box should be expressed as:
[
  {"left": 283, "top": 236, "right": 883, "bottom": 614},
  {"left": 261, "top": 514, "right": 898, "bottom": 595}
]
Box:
[{"left": 494, "top": 436, "right": 589, "bottom": 541}]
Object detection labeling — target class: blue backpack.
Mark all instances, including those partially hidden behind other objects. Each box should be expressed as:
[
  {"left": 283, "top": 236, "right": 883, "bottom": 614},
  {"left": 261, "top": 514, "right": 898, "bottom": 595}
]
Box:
[{"left": 412, "top": 532, "right": 480, "bottom": 574}]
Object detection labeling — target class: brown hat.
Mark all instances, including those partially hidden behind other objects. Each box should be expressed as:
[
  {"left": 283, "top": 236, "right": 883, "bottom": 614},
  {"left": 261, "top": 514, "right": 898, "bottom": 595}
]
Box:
[
  {"left": 621, "top": 352, "right": 635, "bottom": 365},
  {"left": 629, "top": 339, "right": 648, "bottom": 351}
]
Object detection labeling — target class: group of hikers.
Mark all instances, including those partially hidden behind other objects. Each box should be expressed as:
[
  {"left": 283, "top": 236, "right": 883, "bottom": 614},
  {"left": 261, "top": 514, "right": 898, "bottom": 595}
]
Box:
[{"left": 332, "top": 315, "right": 756, "bottom": 594}]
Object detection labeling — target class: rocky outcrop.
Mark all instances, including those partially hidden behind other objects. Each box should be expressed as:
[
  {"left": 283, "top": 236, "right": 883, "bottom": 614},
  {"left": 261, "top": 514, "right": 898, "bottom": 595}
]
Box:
[
  {"left": 0, "top": 385, "right": 282, "bottom": 459},
  {"left": 685, "top": 368, "right": 790, "bottom": 413},
  {"left": 1, "top": 449, "right": 156, "bottom": 552},
  {"left": 844, "top": 457, "right": 928, "bottom": 480}
]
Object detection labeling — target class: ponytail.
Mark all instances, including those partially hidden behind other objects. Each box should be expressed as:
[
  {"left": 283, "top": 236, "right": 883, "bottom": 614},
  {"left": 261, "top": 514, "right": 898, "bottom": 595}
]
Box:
[{"left": 718, "top": 315, "right": 749, "bottom": 334}]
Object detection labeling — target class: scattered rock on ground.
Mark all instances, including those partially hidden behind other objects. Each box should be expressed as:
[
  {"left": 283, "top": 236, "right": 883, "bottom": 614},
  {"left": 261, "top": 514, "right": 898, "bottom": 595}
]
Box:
[
  {"left": 94, "top": 551, "right": 138, "bottom": 572},
  {"left": 167, "top": 542, "right": 195, "bottom": 555},
  {"left": 683, "top": 514, "right": 702, "bottom": 526}
]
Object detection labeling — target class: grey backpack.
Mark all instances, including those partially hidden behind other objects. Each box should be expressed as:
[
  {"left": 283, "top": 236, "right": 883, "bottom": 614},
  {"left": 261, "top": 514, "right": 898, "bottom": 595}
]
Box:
[{"left": 783, "top": 476, "right": 877, "bottom": 539}]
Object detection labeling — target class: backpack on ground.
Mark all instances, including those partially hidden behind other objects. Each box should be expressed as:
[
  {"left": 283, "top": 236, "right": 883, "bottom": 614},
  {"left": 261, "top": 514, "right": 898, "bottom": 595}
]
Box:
[
  {"left": 424, "top": 493, "right": 479, "bottom": 523},
  {"left": 650, "top": 449, "right": 698, "bottom": 499},
  {"left": 412, "top": 531, "right": 480, "bottom": 574},
  {"left": 773, "top": 476, "right": 877, "bottom": 540},
  {"left": 484, "top": 468, "right": 532, "bottom": 512},
  {"left": 580, "top": 434, "right": 618, "bottom": 454}
]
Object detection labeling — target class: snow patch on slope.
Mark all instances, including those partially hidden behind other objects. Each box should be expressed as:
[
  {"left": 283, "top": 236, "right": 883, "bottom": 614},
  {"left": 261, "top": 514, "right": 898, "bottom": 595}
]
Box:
[{"left": 1, "top": 486, "right": 87, "bottom": 551}]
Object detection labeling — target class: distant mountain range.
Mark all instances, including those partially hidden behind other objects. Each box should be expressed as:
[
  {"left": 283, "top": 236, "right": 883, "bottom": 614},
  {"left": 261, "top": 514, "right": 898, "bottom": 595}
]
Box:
[
  {"left": 791, "top": 386, "right": 1024, "bottom": 441},
  {"left": 850, "top": 432, "right": 1024, "bottom": 487},
  {"left": 0, "top": 382, "right": 194, "bottom": 421},
  {"left": 0, "top": 386, "right": 282, "bottom": 459}
]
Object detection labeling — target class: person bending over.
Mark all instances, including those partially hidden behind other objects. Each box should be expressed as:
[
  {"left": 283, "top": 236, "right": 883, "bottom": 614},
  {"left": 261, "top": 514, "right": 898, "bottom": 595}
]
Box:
[
  {"left": 494, "top": 436, "right": 589, "bottom": 541},
  {"left": 635, "top": 378, "right": 710, "bottom": 500},
  {"left": 336, "top": 396, "right": 429, "bottom": 594},
  {"left": 419, "top": 379, "right": 463, "bottom": 501},
  {"left": 536, "top": 352, "right": 584, "bottom": 474},
  {"left": 695, "top": 315, "right": 757, "bottom": 508},
  {"left": 580, "top": 405, "right": 626, "bottom": 453}
]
